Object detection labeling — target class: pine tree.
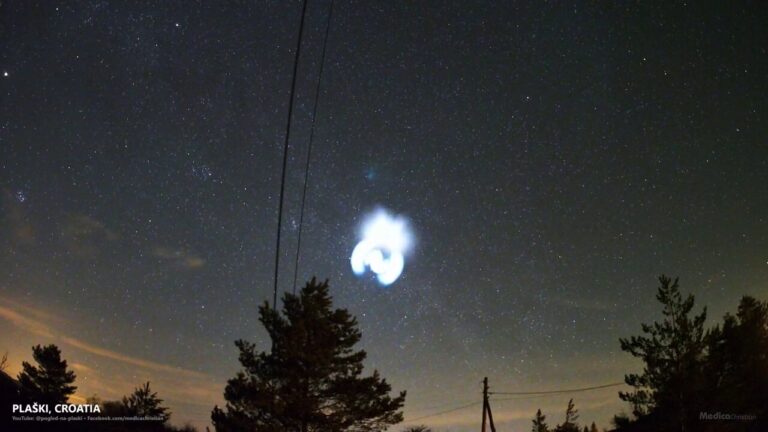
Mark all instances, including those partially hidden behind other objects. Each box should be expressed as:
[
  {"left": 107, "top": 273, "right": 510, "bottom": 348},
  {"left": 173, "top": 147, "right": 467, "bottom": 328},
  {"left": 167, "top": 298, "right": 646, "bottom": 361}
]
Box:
[
  {"left": 211, "top": 277, "right": 406, "bottom": 432},
  {"left": 589, "top": 421, "right": 599, "bottom": 432},
  {"left": 122, "top": 381, "right": 170, "bottom": 422},
  {"left": 17, "top": 344, "right": 76, "bottom": 404},
  {"left": 618, "top": 275, "right": 707, "bottom": 430},
  {"left": 705, "top": 296, "right": 768, "bottom": 427},
  {"left": 532, "top": 408, "right": 549, "bottom": 432},
  {"left": 564, "top": 399, "right": 579, "bottom": 425},
  {"left": 554, "top": 399, "right": 580, "bottom": 432}
]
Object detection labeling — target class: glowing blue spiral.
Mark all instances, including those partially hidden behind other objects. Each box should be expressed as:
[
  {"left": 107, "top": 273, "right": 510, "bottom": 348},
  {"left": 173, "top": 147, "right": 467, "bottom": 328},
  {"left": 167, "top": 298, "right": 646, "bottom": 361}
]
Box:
[{"left": 350, "top": 208, "right": 413, "bottom": 286}]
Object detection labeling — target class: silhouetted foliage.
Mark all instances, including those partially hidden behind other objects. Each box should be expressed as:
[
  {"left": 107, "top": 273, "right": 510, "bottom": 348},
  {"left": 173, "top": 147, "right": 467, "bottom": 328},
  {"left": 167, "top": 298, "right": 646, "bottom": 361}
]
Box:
[
  {"left": 532, "top": 408, "right": 549, "bottom": 432},
  {"left": 0, "top": 368, "right": 22, "bottom": 431},
  {"left": 611, "top": 412, "right": 631, "bottom": 430},
  {"left": 700, "top": 295, "right": 768, "bottom": 431},
  {"left": 211, "top": 277, "right": 406, "bottom": 432},
  {"left": 123, "top": 382, "right": 171, "bottom": 422},
  {"left": 17, "top": 344, "right": 77, "bottom": 405},
  {"left": 0, "top": 346, "right": 189, "bottom": 432},
  {"left": 96, "top": 397, "right": 132, "bottom": 417},
  {"left": 614, "top": 276, "right": 768, "bottom": 431},
  {"left": 553, "top": 398, "right": 580, "bottom": 432},
  {"left": 617, "top": 275, "right": 707, "bottom": 431}
]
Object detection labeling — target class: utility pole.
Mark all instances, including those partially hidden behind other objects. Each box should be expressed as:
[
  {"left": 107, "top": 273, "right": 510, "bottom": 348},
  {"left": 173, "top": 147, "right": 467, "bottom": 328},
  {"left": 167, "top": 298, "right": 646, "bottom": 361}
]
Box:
[
  {"left": 481, "top": 377, "right": 496, "bottom": 432},
  {"left": 486, "top": 397, "right": 497, "bottom": 432},
  {"left": 481, "top": 377, "right": 488, "bottom": 432}
]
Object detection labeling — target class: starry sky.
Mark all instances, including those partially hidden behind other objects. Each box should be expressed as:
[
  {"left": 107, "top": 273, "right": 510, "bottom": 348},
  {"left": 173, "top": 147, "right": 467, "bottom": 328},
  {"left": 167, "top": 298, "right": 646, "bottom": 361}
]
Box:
[{"left": 2, "top": 1, "right": 768, "bottom": 430}]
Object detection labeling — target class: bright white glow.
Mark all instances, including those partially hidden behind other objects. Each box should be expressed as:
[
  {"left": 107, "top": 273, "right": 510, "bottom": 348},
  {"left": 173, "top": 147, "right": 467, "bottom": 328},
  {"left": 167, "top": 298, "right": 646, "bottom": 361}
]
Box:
[{"left": 350, "top": 208, "right": 413, "bottom": 286}]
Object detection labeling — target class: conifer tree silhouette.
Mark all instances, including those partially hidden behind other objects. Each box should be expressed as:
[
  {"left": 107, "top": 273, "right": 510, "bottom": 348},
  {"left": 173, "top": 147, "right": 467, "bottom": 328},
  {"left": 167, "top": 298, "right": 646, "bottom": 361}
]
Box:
[
  {"left": 17, "top": 344, "right": 76, "bottom": 405},
  {"left": 212, "top": 277, "right": 405, "bottom": 432},
  {"left": 123, "top": 381, "right": 170, "bottom": 422}
]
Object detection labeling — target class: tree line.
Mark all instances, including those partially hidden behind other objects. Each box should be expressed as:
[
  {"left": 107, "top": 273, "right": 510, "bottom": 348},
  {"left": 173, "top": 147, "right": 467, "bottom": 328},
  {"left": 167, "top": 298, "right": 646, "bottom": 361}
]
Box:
[
  {"left": 0, "top": 278, "right": 404, "bottom": 432},
  {"left": 527, "top": 275, "right": 767, "bottom": 432},
  {"left": 0, "top": 343, "right": 188, "bottom": 431},
  {"left": 529, "top": 399, "right": 599, "bottom": 432},
  {"left": 611, "top": 275, "right": 768, "bottom": 432},
  {"left": 1, "top": 275, "right": 766, "bottom": 431}
]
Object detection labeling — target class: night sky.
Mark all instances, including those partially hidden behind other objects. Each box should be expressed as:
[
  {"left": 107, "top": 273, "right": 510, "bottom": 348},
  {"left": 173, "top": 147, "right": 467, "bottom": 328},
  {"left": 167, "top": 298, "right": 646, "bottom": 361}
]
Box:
[{"left": 2, "top": 1, "right": 768, "bottom": 430}]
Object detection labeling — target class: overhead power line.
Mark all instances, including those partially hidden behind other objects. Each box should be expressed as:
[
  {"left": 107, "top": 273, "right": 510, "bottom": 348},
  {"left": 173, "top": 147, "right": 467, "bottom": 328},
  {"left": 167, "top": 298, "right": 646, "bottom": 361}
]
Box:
[
  {"left": 405, "top": 401, "right": 482, "bottom": 423},
  {"left": 404, "top": 380, "right": 625, "bottom": 424},
  {"left": 489, "top": 381, "right": 625, "bottom": 396},
  {"left": 273, "top": 0, "right": 310, "bottom": 308},
  {"left": 292, "top": 0, "right": 335, "bottom": 294},
  {"left": 493, "top": 393, "right": 564, "bottom": 402}
]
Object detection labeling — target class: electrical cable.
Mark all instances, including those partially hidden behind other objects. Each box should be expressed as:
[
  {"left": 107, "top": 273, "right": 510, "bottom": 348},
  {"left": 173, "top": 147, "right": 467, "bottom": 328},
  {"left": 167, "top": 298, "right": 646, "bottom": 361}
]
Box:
[
  {"left": 273, "top": 0, "right": 310, "bottom": 308},
  {"left": 489, "top": 382, "right": 625, "bottom": 396},
  {"left": 405, "top": 401, "right": 482, "bottom": 423},
  {"left": 404, "top": 381, "right": 625, "bottom": 423},
  {"left": 292, "top": 0, "right": 335, "bottom": 294}
]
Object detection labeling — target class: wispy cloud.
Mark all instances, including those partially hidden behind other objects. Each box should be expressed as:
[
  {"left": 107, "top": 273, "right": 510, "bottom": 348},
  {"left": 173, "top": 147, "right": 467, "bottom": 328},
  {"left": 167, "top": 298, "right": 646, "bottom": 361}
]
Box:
[
  {"left": 61, "top": 214, "right": 120, "bottom": 242},
  {"left": 151, "top": 246, "right": 206, "bottom": 269},
  {"left": 0, "top": 296, "right": 222, "bottom": 427},
  {"left": 59, "top": 336, "right": 207, "bottom": 378},
  {"left": 0, "top": 300, "right": 205, "bottom": 378},
  {"left": 59, "top": 213, "right": 120, "bottom": 257},
  {"left": 0, "top": 303, "right": 54, "bottom": 339},
  {"left": 0, "top": 296, "right": 62, "bottom": 326}
]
